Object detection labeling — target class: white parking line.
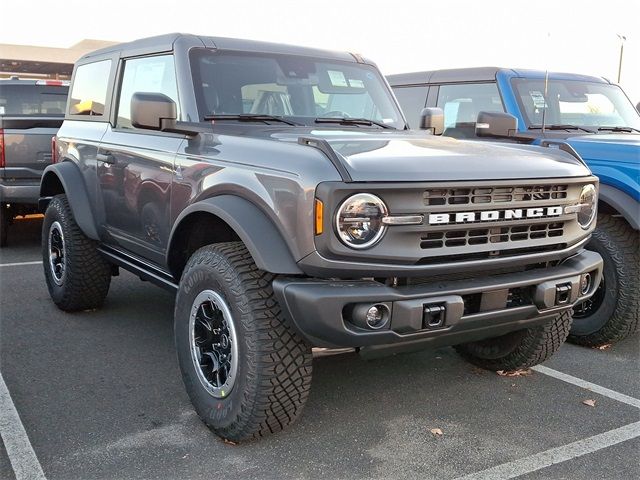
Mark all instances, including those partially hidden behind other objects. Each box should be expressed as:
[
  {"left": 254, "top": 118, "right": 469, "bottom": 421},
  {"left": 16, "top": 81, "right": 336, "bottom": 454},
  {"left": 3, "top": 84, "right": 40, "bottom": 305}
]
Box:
[
  {"left": 0, "top": 372, "right": 46, "bottom": 480},
  {"left": 532, "top": 365, "right": 640, "bottom": 409},
  {"left": 0, "top": 261, "right": 42, "bottom": 268},
  {"left": 455, "top": 421, "right": 640, "bottom": 480},
  {"left": 455, "top": 365, "right": 640, "bottom": 479}
]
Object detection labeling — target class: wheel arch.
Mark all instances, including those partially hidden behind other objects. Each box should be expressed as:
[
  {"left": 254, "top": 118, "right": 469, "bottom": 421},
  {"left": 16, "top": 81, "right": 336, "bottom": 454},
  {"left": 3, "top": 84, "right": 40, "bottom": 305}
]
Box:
[
  {"left": 39, "top": 161, "right": 100, "bottom": 240},
  {"left": 167, "top": 195, "right": 303, "bottom": 280},
  {"left": 598, "top": 184, "right": 639, "bottom": 230}
]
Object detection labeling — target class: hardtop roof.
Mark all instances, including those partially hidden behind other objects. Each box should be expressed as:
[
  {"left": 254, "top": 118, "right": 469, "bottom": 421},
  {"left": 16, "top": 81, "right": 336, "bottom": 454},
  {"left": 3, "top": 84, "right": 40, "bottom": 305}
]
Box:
[
  {"left": 81, "top": 33, "right": 359, "bottom": 64},
  {"left": 387, "top": 67, "right": 609, "bottom": 86}
]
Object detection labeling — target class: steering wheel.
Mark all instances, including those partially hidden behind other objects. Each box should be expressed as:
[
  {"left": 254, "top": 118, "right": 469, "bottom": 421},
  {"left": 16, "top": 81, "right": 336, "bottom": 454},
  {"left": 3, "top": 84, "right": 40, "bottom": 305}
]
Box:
[{"left": 320, "top": 111, "right": 351, "bottom": 118}]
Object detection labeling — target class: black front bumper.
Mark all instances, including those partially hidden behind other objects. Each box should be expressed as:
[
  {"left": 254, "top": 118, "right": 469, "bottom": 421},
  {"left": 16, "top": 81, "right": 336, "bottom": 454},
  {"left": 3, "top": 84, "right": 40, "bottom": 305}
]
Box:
[{"left": 273, "top": 250, "right": 603, "bottom": 351}]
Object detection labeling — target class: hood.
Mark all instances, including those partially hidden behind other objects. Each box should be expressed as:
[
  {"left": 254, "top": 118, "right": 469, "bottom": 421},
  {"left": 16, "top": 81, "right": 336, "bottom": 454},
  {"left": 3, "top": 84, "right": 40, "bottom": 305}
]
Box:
[
  {"left": 564, "top": 133, "right": 640, "bottom": 165},
  {"left": 270, "top": 129, "right": 591, "bottom": 182}
]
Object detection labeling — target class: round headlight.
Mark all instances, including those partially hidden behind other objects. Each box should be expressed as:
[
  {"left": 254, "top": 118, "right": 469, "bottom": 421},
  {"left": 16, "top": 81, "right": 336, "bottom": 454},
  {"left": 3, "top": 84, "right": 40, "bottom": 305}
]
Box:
[
  {"left": 577, "top": 184, "right": 597, "bottom": 229},
  {"left": 335, "top": 193, "right": 388, "bottom": 249}
]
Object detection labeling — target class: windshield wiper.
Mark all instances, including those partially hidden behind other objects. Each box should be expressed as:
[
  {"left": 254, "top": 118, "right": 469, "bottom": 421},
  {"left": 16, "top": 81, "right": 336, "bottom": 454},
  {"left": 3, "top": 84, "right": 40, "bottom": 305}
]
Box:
[
  {"left": 529, "top": 124, "right": 596, "bottom": 133},
  {"left": 597, "top": 126, "right": 640, "bottom": 133},
  {"left": 203, "top": 114, "right": 302, "bottom": 126},
  {"left": 314, "top": 117, "right": 395, "bottom": 129}
]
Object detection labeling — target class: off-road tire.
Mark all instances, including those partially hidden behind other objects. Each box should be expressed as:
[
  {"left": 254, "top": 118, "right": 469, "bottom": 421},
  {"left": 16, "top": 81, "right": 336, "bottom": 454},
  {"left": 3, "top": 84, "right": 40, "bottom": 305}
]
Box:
[
  {"left": 0, "top": 204, "right": 9, "bottom": 247},
  {"left": 174, "top": 242, "right": 313, "bottom": 442},
  {"left": 454, "top": 310, "right": 573, "bottom": 371},
  {"left": 569, "top": 214, "right": 639, "bottom": 347},
  {"left": 42, "top": 194, "right": 111, "bottom": 311}
]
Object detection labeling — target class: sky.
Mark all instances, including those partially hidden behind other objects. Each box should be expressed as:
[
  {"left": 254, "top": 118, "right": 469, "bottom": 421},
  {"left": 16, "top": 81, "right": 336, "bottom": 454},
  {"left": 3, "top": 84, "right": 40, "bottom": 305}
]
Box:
[{"left": 2, "top": 0, "right": 639, "bottom": 104}]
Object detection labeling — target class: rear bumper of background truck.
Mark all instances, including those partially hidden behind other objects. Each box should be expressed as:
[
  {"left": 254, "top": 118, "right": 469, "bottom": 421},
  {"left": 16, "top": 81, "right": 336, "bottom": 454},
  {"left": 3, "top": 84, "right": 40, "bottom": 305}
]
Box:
[
  {"left": 0, "top": 179, "right": 40, "bottom": 204},
  {"left": 273, "top": 250, "right": 603, "bottom": 352}
]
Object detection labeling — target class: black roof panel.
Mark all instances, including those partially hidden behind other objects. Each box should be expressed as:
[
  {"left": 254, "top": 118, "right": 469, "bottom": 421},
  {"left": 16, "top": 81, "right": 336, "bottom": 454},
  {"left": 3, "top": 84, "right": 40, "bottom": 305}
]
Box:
[{"left": 82, "top": 33, "right": 356, "bottom": 63}]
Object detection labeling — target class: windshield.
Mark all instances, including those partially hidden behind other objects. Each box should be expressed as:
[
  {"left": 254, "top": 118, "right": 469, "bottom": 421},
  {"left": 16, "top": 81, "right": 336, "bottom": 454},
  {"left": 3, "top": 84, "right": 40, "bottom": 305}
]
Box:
[
  {"left": 190, "top": 49, "right": 405, "bottom": 129},
  {"left": 0, "top": 84, "right": 68, "bottom": 116},
  {"left": 512, "top": 78, "right": 640, "bottom": 130}
]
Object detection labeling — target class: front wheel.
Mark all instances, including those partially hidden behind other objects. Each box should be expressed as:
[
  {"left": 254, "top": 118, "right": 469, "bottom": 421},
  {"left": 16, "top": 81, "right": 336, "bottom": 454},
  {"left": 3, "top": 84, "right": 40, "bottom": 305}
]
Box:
[
  {"left": 174, "top": 242, "right": 313, "bottom": 442},
  {"left": 454, "top": 310, "right": 573, "bottom": 371},
  {"left": 569, "top": 214, "right": 639, "bottom": 347}
]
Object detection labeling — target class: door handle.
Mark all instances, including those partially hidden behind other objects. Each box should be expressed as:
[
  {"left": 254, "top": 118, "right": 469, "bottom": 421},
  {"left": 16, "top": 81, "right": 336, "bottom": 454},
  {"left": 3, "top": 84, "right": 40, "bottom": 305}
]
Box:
[{"left": 97, "top": 152, "right": 115, "bottom": 164}]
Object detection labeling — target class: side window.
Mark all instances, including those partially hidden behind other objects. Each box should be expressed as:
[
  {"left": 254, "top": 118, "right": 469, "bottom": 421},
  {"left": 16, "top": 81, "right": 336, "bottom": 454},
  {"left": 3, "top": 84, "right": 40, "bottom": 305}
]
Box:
[
  {"left": 117, "top": 55, "right": 179, "bottom": 129},
  {"left": 69, "top": 60, "right": 112, "bottom": 116},
  {"left": 436, "top": 83, "right": 504, "bottom": 138},
  {"left": 392, "top": 86, "right": 428, "bottom": 129}
]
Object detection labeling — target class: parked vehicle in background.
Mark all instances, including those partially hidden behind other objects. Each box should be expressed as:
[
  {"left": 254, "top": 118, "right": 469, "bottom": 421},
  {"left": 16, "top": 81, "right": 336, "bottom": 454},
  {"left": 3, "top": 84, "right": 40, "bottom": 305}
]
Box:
[
  {"left": 389, "top": 68, "right": 639, "bottom": 347},
  {"left": 41, "top": 36, "right": 603, "bottom": 442},
  {"left": 0, "top": 78, "right": 69, "bottom": 246}
]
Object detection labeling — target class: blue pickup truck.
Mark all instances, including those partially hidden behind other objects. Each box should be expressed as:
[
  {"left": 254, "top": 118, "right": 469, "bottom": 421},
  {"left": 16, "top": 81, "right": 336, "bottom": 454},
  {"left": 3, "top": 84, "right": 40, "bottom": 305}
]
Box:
[{"left": 389, "top": 68, "right": 639, "bottom": 347}]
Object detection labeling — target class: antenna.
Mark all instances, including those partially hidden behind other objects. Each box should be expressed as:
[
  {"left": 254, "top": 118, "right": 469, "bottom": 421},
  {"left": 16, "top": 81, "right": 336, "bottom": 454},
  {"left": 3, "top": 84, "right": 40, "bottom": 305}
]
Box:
[
  {"left": 541, "top": 69, "right": 549, "bottom": 135},
  {"left": 541, "top": 32, "right": 551, "bottom": 135}
]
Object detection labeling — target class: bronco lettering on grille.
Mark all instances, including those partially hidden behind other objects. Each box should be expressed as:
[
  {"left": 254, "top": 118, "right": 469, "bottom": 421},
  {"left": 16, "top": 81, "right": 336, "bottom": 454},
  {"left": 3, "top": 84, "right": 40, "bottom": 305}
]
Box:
[{"left": 428, "top": 206, "right": 564, "bottom": 225}]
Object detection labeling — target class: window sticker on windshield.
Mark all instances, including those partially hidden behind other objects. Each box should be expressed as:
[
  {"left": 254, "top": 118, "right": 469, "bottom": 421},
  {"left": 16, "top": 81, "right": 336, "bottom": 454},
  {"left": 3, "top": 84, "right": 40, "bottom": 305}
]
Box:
[
  {"left": 529, "top": 91, "right": 547, "bottom": 108},
  {"left": 348, "top": 79, "right": 364, "bottom": 88},
  {"left": 328, "top": 70, "right": 349, "bottom": 87},
  {"left": 0, "top": 106, "right": 4, "bottom": 115}
]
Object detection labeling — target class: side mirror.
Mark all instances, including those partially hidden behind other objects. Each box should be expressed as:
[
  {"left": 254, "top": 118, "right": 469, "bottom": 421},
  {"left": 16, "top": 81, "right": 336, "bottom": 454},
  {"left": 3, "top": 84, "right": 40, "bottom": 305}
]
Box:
[
  {"left": 419, "top": 107, "right": 444, "bottom": 135},
  {"left": 475, "top": 111, "right": 518, "bottom": 138},
  {"left": 131, "top": 92, "right": 177, "bottom": 131}
]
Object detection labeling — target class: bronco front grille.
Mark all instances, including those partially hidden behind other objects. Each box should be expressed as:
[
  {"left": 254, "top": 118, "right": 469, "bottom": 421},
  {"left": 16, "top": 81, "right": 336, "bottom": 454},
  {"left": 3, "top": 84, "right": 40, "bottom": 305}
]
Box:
[
  {"left": 420, "top": 221, "right": 565, "bottom": 249},
  {"left": 423, "top": 184, "right": 569, "bottom": 206}
]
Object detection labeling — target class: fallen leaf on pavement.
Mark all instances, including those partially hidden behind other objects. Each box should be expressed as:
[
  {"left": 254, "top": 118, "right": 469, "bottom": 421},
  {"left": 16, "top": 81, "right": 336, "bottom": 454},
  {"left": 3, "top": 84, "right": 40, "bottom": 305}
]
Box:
[
  {"left": 496, "top": 369, "right": 532, "bottom": 377},
  {"left": 223, "top": 438, "right": 238, "bottom": 445},
  {"left": 582, "top": 399, "right": 596, "bottom": 407},
  {"left": 595, "top": 344, "right": 612, "bottom": 350},
  {"left": 430, "top": 428, "right": 444, "bottom": 436}
]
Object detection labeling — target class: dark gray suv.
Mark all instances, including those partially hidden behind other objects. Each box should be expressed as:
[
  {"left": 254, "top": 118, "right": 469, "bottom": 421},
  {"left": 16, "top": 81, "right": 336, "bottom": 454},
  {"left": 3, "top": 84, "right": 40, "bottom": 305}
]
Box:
[
  {"left": 0, "top": 78, "right": 68, "bottom": 245},
  {"left": 40, "top": 34, "right": 603, "bottom": 442}
]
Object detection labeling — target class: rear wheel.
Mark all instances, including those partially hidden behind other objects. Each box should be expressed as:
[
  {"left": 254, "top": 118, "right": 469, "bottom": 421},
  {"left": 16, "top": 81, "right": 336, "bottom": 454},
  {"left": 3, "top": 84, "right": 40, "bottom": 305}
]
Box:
[
  {"left": 42, "top": 195, "right": 112, "bottom": 311},
  {"left": 454, "top": 310, "right": 573, "bottom": 371},
  {"left": 569, "top": 214, "right": 639, "bottom": 347},
  {"left": 174, "top": 242, "right": 313, "bottom": 442}
]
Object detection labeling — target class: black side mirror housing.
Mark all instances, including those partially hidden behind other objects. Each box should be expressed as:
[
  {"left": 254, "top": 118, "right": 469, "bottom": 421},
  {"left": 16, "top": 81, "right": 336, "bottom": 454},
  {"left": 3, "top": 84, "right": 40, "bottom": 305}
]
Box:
[
  {"left": 419, "top": 107, "right": 444, "bottom": 135},
  {"left": 130, "top": 92, "right": 200, "bottom": 136},
  {"left": 475, "top": 111, "right": 518, "bottom": 138},
  {"left": 131, "top": 92, "right": 177, "bottom": 131}
]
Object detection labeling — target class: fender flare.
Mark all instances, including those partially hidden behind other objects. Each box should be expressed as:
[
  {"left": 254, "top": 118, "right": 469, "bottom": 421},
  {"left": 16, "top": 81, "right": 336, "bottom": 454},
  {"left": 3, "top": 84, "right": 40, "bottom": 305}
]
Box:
[
  {"left": 168, "top": 195, "right": 303, "bottom": 275},
  {"left": 599, "top": 184, "right": 639, "bottom": 230},
  {"left": 39, "top": 162, "right": 100, "bottom": 240}
]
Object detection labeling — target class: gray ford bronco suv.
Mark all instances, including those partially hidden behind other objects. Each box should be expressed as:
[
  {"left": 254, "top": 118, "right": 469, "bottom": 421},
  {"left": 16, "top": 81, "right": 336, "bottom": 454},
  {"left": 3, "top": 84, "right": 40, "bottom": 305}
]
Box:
[{"left": 40, "top": 34, "right": 603, "bottom": 442}]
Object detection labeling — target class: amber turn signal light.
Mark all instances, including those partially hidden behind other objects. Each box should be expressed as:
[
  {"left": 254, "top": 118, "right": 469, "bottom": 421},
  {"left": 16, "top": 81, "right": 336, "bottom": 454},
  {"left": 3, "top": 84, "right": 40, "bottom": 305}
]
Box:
[{"left": 315, "top": 199, "right": 324, "bottom": 235}]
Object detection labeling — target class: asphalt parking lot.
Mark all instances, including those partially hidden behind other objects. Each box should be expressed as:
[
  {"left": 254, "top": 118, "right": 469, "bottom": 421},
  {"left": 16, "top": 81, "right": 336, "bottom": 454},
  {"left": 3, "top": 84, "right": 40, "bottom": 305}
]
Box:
[{"left": 1, "top": 217, "right": 639, "bottom": 480}]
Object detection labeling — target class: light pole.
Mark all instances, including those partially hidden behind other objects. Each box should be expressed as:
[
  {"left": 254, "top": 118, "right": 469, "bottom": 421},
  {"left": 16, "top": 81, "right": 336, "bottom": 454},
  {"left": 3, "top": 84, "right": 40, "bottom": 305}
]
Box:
[{"left": 617, "top": 34, "right": 626, "bottom": 84}]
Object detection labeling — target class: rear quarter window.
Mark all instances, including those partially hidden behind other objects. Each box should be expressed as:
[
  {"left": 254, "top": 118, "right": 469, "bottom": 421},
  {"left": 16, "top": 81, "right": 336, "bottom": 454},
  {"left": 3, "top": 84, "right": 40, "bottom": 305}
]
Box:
[{"left": 69, "top": 60, "right": 112, "bottom": 116}]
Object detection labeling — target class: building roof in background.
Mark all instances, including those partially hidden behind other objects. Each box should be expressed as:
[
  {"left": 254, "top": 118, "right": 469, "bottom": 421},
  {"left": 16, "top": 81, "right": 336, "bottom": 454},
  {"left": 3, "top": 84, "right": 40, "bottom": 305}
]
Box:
[{"left": 0, "top": 39, "right": 117, "bottom": 78}]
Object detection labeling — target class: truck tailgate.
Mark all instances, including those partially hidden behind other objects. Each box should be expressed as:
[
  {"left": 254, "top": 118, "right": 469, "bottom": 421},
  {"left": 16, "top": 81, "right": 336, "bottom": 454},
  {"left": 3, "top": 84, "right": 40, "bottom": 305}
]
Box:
[{"left": 0, "top": 117, "right": 63, "bottom": 180}]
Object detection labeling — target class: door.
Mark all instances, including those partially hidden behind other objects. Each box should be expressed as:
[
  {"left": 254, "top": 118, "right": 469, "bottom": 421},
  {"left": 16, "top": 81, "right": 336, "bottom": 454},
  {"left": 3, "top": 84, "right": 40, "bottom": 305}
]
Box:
[{"left": 97, "top": 54, "right": 182, "bottom": 265}]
